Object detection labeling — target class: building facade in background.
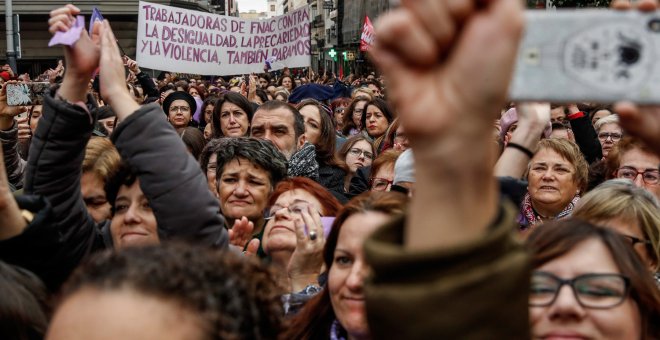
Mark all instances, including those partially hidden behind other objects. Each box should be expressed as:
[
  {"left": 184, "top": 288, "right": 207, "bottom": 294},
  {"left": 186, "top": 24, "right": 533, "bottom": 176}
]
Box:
[{"left": 0, "top": 0, "right": 237, "bottom": 76}]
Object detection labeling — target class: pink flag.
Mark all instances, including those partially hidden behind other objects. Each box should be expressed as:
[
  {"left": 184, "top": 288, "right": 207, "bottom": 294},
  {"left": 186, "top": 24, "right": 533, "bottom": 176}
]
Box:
[{"left": 360, "top": 16, "right": 375, "bottom": 52}]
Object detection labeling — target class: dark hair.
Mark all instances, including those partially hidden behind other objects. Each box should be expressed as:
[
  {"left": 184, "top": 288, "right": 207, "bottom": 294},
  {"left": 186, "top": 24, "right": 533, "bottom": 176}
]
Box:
[
  {"left": 180, "top": 127, "right": 206, "bottom": 160},
  {"left": 258, "top": 73, "right": 272, "bottom": 85},
  {"left": 0, "top": 261, "right": 51, "bottom": 340},
  {"left": 284, "top": 191, "right": 408, "bottom": 339},
  {"left": 278, "top": 75, "right": 297, "bottom": 91},
  {"left": 200, "top": 96, "right": 220, "bottom": 128},
  {"left": 212, "top": 92, "right": 254, "bottom": 138},
  {"left": 60, "top": 243, "right": 285, "bottom": 340},
  {"left": 337, "top": 134, "right": 374, "bottom": 174},
  {"left": 215, "top": 137, "right": 288, "bottom": 189},
  {"left": 105, "top": 162, "right": 138, "bottom": 212},
  {"left": 174, "top": 80, "right": 189, "bottom": 93},
  {"left": 199, "top": 139, "right": 224, "bottom": 176},
  {"left": 342, "top": 97, "right": 369, "bottom": 136},
  {"left": 297, "top": 99, "right": 338, "bottom": 166},
  {"left": 527, "top": 219, "right": 660, "bottom": 338},
  {"left": 255, "top": 89, "right": 269, "bottom": 104},
  {"left": 254, "top": 101, "right": 305, "bottom": 139},
  {"left": 267, "top": 177, "right": 342, "bottom": 217},
  {"left": 360, "top": 98, "right": 394, "bottom": 139}
]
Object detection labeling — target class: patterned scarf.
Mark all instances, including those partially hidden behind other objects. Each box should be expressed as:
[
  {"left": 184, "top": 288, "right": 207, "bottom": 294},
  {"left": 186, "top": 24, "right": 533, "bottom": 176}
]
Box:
[
  {"left": 330, "top": 320, "right": 347, "bottom": 340},
  {"left": 287, "top": 142, "right": 319, "bottom": 181},
  {"left": 518, "top": 193, "right": 580, "bottom": 231}
]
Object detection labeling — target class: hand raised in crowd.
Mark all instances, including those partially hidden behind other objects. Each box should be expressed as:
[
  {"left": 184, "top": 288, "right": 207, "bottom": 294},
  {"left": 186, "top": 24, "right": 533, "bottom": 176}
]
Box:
[
  {"left": 287, "top": 206, "right": 325, "bottom": 292},
  {"left": 98, "top": 20, "right": 139, "bottom": 120},
  {"left": 228, "top": 216, "right": 260, "bottom": 256},
  {"left": 608, "top": 0, "right": 660, "bottom": 156},
  {"left": 16, "top": 117, "right": 30, "bottom": 142},
  {"left": 0, "top": 81, "right": 28, "bottom": 131},
  {"left": 371, "top": 0, "right": 524, "bottom": 250},
  {"left": 49, "top": 4, "right": 101, "bottom": 102},
  {"left": 124, "top": 56, "right": 141, "bottom": 75}
]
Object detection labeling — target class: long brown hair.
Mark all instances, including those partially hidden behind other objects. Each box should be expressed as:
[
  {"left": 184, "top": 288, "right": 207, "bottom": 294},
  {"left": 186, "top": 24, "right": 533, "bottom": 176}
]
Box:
[
  {"left": 527, "top": 218, "right": 660, "bottom": 338},
  {"left": 283, "top": 191, "right": 408, "bottom": 339}
]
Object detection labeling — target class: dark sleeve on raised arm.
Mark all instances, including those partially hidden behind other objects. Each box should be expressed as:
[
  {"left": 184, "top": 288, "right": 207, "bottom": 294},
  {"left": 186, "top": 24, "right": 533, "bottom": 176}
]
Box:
[
  {"left": 136, "top": 71, "right": 159, "bottom": 99},
  {"left": 364, "top": 201, "right": 531, "bottom": 340},
  {"left": 111, "top": 104, "right": 228, "bottom": 248},
  {"left": 0, "top": 121, "right": 27, "bottom": 190},
  {"left": 568, "top": 112, "right": 602, "bottom": 164}
]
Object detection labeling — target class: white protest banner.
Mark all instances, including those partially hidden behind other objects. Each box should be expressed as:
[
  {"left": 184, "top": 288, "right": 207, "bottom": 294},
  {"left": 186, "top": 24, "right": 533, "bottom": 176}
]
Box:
[{"left": 136, "top": 1, "right": 311, "bottom": 75}]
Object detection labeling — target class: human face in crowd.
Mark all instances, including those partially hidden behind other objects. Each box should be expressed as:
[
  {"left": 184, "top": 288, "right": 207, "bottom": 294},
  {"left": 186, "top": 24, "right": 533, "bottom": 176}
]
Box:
[
  {"left": 616, "top": 148, "right": 660, "bottom": 200},
  {"left": 393, "top": 125, "right": 409, "bottom": 151},
  {"left": 329, "top": 211, "right": 391, "bottom": 340},
  {"left": 218, "top": 158, "right": 271, "bottom": 223},
  {"left": 110, "top": 180, "right": 159, "bottom": 249},
  {"left": 206, "top": 153, "right": 219, "bottom": 198},
  {"left": 530, "top": 238, "right": 641, "bottom": 340},
  {"left": 371, "top": 164, "right": 395, "bottom": 192},
  {"left": 365, "top": 104, "right": 389, "bottom": 138},
  {"left": 527, "top": 148, "right": 580, "bottom": 214},
  {"left": 220, "top": 101, "right": 249, "bottom": 137},
  {"left": 204, "top": 104, "right": 214, "bottom": 124},
  {"left": 592, "top": 109, "right": 612, "bottom": 125},
  {"left": 262, "top": 189, "right": 323, "bottom": 254},
  {"left": 597, "top": 123, "right": 623, "bottom": 158},
  {"left": 550, "top": 107, "right": 567, "bottom": 124},
  {"left": 334, "top": 106, "right": 346, "bottom": 130},
  {"left": 251, "top": 108, "right": 303, "bottom": 160},
  {"left": 99, "top": 117, "right": 115, "bottom": 136},
  {"left": 299, "top": 105, "right": 322, "bottom": 145},
  {"left": 595, "top": 217, "right": 656, "bottom": 270},
  {"left": 353, "top": 100, "right": 367, "bottom": 129},
  {"left": 258, "top": 77, "right": 269, "bottom": 89},
  {"left": 189, "top": 87, "right": 200, "bottom": 98},
  {"left": 275, "top": 93, "right": 287, "bottom": 102},
  {"left": 167, "top": 99, "right": 191, "bottom": 129},
  {"left": 47, "top": 287, "right": 204, "bottom": 340},
  {"left": 81, "top": 172, "right": 111, "bottom": 223},
  {"left": 30, "top": 105, "right": 43, "bottom": 134},
  {"left": 367, "top": 84, "right": 382, "bottom": 98},
  {"left": 294, "top": 79, "right": 302, "bottom": 87},
  {"left": 281, "top": 76, "right": 293, "bottom": 91},
  {"left": 345, "top": 140, "right": 374, "bottom": 174},
  {"left": 267, "top": 85, "right": 277, "bottom": 97},
  {"left": 203, "top": 124, "right": 213, "bottom": 141}
]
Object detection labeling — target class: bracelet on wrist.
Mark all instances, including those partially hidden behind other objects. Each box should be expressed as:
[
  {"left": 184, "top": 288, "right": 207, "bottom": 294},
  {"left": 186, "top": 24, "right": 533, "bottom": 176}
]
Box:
[{"left": 506, "top": 142, "right": 535, "bottom": 158}]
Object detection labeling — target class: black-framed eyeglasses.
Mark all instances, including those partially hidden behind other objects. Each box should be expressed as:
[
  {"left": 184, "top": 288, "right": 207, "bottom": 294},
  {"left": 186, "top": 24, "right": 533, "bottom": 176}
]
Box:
[
  {"left": 598, "top": 132, "right": 623, "bottom": 141},
  {"left": 530, "top": 271, "right": 630, "bottom": 309},
  {"left": 615, "top": 166, "right": 660, "bottom": 185},
  {"left": 370, "top": 178, "right": 394, "bottom": 191},
  {"left": 620, "top": 234, "right": 653, "bottom": 247},
  {"left": 348, "top": 148, "right": 374, "bottom": 159}
]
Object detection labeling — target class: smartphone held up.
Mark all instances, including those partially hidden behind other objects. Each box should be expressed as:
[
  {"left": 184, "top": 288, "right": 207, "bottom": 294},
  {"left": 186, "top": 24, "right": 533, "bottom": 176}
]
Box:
[
  {"left": 6, "top": 82, "right": 50, "bottom": 106},
  {"left": 509, "top": 9, "right": 660, "bottom": 104}
]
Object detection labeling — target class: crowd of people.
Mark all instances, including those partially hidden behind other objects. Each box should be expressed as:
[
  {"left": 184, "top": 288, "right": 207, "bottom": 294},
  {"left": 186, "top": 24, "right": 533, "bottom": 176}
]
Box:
[{"left": 0, "top": 0, "right": 659, "bottom": 339}]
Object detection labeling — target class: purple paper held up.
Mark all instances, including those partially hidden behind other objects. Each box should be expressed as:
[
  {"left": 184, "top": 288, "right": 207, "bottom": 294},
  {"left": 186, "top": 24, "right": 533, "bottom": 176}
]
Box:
[
  {"left": 48, "top": 15, "right": 85, "bottom": 47},
  {"left": 89, "top": 8, "right": 104, "bottom": 34}
]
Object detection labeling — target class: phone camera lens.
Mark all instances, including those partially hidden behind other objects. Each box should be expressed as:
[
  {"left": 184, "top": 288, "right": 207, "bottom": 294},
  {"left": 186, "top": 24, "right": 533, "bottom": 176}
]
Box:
[{"left": 648, "top": 18, "right": 660, "bottom": 32}]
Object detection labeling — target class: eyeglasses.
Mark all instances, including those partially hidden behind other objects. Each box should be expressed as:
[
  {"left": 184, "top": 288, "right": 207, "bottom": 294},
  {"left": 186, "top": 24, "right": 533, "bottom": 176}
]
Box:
[
  {"left": 530, "top": 272, "right": 630, "bottom": 309},
  {"left": 170, "top": 106, "right": 191, "bottom": 113},
  {"left": 353, "top": 109, "right": 364, "bottom": 116},
  {"left": 598, "top": 132, "right": 623, "bottom": 141},
  {"left": 371, "top": 178, "right": 394, "bottom": 191},
  {"left": 334, "top": 108, "right": 345, "bottom": 114},
  {"left": 620, "top": 234, "right": 652, "bottom": 247},
  {"left": 348, "top": 148, "right": 374, "bottom": 159},
  {"left": 264, "top": 201, "right": 319, "bottom": 220},
  {"left": 615, "top": 166, "right": 660, "bottom": 185}
]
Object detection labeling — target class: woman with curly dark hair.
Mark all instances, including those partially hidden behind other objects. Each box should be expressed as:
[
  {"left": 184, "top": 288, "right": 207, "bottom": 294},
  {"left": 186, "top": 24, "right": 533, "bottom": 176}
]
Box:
[{"left": 47, "top": 243, "right": 285, "bottom": 340}]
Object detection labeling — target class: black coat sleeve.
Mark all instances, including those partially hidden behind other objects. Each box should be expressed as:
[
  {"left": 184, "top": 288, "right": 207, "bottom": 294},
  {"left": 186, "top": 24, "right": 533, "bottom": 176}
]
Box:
[
  {"left": 136, "top": 71, "right": 159, "bottom": 100},
  {"left": 568, "top": 112, "right": 602, "bottom": 164},
  {"left": 0, "top": 121, "right": 27, "bottom": 190},
  {"left": 111, "top": 104, "right": 228, "bottom": 248},
  {"left": 347, "top": 165, "right": 371, "bottom": 200}
]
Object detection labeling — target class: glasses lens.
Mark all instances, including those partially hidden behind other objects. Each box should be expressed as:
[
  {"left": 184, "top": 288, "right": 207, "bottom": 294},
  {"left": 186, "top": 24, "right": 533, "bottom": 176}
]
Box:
[
  {"left": 372, "top": 179, "right": 389, "bottom": 191},
  {"left": 529, "top": 273, "right": 558, "bottom": 306},
  {"left": 617, "top": 168, "right": 637, "bottom": 180},
  {"left": 643, "top": 171, "right": 660, "bottom": 184},
  {"left": 575, "top": 275, "right": 627, "bottom": 308}
]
